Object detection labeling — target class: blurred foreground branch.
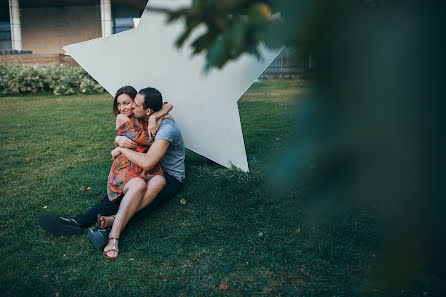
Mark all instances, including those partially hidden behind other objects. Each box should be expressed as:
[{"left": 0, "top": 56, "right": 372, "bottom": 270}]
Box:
[{"left": 148, "top": 0, "right": 446, "bottom": 295}]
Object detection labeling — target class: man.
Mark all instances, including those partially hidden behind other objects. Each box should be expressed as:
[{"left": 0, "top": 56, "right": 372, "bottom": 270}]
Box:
[{"left": 39, "top": 87, "right": 185, "bottom": 243}]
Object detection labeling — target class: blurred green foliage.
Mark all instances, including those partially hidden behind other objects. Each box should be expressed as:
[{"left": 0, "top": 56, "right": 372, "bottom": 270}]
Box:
[
  {"left": 151, "top": 0, "right": 319, "bottom": 69},
  {"left": 0, "top": 63, "right": 105, "bottom": 96},
  {"left": 153, "top": 0, "right": 446, "bottom": 295}
]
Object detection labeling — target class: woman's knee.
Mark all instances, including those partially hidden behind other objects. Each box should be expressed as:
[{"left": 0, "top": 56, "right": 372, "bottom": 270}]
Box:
[
  {"left": 125, "top": 178, "right": 147, "bottom": 193},
  {"left": 135, "top": 180, "right": 147, "bottom": 192}
]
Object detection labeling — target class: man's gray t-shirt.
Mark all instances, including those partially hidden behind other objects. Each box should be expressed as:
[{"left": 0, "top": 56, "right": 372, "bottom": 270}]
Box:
[{"left": 154, "top": 119, "right": 185, "bottom": 182}]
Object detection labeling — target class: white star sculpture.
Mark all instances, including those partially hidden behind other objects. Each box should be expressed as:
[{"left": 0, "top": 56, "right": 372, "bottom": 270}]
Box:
[{"left": 64, "top": 0, "right": 281, "bottom": 172}]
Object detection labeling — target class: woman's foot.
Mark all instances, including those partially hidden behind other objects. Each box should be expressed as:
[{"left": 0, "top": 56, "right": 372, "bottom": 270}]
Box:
[
  {"left": 103, "top": 237, "right": 119, "bottom": 259},
  {"left": 97, "top": 214, "right": 115, "bottom": 229}
]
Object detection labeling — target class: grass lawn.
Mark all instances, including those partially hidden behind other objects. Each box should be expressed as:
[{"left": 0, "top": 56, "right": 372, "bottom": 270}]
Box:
[{"left": 0, "top": 80, "right": 377, "bottom": 296}]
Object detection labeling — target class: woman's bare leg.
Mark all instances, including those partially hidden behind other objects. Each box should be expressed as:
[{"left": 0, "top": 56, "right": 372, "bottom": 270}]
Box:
[
  {"left": 98, "top": 176, "right": 167, "bottom": 228},
  {"left": 103, "top": 177, "right": 146, "bottom": 258},
  {"left": 137, "top": 175, "right": 166, "bottom": 211}
]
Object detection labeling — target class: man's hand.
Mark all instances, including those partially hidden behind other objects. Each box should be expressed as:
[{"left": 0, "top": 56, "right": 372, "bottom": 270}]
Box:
[
  {"left": 111, "top": 147, "right": 122, "bottom": 160},
  {"left": 115, "top": 136, "right": 137, "bottom": 148}
]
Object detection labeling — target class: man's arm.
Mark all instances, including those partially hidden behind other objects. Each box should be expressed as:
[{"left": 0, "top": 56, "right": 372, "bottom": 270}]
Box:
[{"left": 112, "top": 139, "right": 170, "bottom": 171}]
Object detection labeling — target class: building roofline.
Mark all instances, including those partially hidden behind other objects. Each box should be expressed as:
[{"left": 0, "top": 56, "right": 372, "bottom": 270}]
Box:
[{"left": 19, "top": 0, "right": 147, "bottom": 10}]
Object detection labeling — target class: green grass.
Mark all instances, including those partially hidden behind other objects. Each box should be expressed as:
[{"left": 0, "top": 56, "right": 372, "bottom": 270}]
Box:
[{"left": 0, "top": 80, "right": 377, "bottom": 296}]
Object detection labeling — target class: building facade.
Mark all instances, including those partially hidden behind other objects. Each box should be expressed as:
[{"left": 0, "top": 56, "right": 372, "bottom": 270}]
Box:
[{"left": 1, "top": 0, "right": 146, "bottom": 54}]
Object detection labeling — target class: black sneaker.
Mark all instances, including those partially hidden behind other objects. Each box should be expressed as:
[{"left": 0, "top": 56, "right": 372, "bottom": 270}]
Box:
[
  {"left": 88, "top": 227, "right": 110, "bottom": 249},
  {"left": 38, "top": 213, "right": 83, "bottom": 236}
]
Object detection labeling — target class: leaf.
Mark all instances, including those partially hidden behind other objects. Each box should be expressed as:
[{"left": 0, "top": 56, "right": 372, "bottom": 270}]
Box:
[
  {"left": 219, "top": 283, "right": 228, "bottom": 291},
  {"left": 206, "top": 37, "right": 227, "bottom": 70},
  {"left": 175, "top": 26, "right": 194, "bottom": 48},
  {"left": 258, "top": 3, "right": 272, "bottom": 20},
  {"left": 258, "top": 232, "right": 264, "bottom": 237},
  {"left": 191, "top": 32, "right": 213, "bottom": 55}
]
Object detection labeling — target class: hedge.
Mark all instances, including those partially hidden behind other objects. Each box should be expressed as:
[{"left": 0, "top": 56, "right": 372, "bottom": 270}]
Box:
[{"left": 0, "top": 63, "right": 105, "bottom": 96}]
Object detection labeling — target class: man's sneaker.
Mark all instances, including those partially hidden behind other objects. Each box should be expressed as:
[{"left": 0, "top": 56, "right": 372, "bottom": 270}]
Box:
[
  {"left": 38, "top": 213, "right": 83, "bottom": 236},
  {"left": 88, "top": 227, "right": 110, "bottom": 249}
]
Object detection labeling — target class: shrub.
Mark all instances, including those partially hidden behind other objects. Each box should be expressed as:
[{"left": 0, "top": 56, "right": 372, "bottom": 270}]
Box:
[{"left": 0, "top": 63, "right": 105, "bottom": 96}]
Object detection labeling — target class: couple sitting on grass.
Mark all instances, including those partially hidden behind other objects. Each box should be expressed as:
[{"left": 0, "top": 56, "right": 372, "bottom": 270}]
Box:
[{"left": 39, "top": 86, "right": 185, "bottom": 259}]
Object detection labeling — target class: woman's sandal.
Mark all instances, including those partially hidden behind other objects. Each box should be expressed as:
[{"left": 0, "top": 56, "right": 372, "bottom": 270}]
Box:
[
  {"left": 97, "top": 214, "right": 115, "bottom": 229},
  {"left": 103, "top": 237, "right": 119, "bottom": 259}
]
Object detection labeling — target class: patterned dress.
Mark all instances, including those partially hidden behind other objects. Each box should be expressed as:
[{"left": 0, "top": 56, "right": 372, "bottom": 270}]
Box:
[{"left": 107, "top": 119, "right": 163, "bottom": 201}]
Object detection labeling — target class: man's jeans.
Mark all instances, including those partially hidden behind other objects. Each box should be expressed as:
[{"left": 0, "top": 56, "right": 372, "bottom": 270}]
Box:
[{"left": 73, "top": 173, "right": 182, "bottom": 227}]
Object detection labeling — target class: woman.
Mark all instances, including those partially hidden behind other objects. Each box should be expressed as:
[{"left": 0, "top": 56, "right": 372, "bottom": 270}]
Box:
[{"left": 102, "top": 86, "right": 172, "bottom": 258}]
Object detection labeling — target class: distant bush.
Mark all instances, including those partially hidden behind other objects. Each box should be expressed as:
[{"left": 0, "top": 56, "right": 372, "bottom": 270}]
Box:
[{"left": 0, "top": 63, "right": 105, "bottom": 96}]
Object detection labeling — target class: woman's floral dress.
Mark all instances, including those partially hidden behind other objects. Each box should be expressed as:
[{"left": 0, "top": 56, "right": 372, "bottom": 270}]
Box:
[{"left": 107, "top": 120, "right": 163, "bottom": 201}]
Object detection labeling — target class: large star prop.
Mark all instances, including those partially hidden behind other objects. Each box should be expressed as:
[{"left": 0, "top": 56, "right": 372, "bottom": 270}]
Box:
[{"left": 64, "top": 0, "right": 282, "bottom": 172}]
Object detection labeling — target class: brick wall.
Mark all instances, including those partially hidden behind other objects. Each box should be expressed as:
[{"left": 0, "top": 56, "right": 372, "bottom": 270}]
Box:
[
  {"left": 0, "top": 54, "right": 79, "bottom": 66},
  {"left": 21, "top": 5, "right": 102, "bottom": 54}
]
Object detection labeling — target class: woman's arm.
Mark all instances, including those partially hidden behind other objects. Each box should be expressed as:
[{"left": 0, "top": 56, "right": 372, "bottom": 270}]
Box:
[
  {"left": 162, "top": 114, "right": 175, "bottom": 123},
  {"left": 148, "top": 103, "right": 173, "bottom": 139},
  {"left": 115, "top": 114, "right": 131, "bottom": 130},
  {"left": 114, "top": 114, "right": 137, "bottom": 148}
]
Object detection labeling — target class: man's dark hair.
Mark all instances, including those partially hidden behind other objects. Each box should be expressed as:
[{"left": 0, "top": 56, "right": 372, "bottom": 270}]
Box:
[
  {"left": 113, "top": 85, "right": 137, "bottom": 116},
  {"left": 138, "top": 87, "right": 163, "bottom": 112}
]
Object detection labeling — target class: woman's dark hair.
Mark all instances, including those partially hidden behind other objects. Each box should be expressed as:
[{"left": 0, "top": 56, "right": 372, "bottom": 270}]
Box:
[
  {"left": 138, "top": 87, "right": 163, "bottom": 112},
  {"left": 113, "top": 86, "right": 137, "bottom": 116}
]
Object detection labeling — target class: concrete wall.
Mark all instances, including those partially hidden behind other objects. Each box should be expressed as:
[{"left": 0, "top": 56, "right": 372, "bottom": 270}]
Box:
[{"left": 21, "top": 5, "right": 101, "bottom": 54}]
